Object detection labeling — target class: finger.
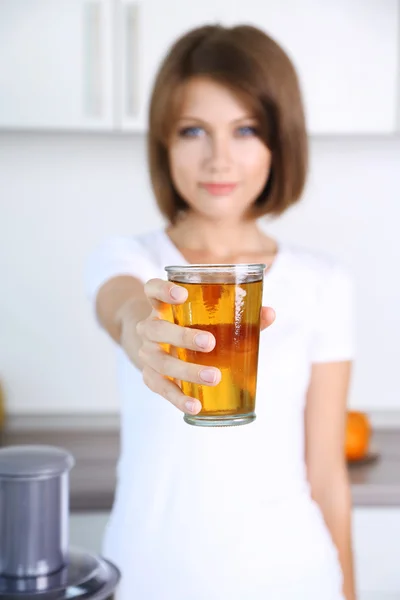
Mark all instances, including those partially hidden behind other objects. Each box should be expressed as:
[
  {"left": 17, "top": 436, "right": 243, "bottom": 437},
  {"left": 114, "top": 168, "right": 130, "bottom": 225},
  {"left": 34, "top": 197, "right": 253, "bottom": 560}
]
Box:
[
  {"left": 137, "top": 317, "right": 216, "bottom": 352},
  {"left": 139, "top": 343, "right": 221, "bottom": 386},
  {"left": 142, "top": 365, "right": 202, "bottom": 414},
  {"left": 260, "top": 306, "right": 276, "bottom": 331},
  {"left": 144, "top": 278, "right": 188, "bottom": 310}
]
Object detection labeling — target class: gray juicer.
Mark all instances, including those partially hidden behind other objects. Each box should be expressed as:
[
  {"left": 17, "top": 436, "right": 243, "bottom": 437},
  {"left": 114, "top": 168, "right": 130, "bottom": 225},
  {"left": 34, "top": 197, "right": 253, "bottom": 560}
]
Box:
[{"left": 0, "top": 445, "right": 120, "bottom": 599}]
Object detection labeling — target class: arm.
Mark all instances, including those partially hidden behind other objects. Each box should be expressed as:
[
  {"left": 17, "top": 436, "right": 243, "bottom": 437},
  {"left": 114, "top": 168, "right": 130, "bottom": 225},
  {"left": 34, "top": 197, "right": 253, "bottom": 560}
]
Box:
[
  {"left": 95, "top": 275, "right": 151, "bottom": 367},
  {"left": 305, "top": 360, "right": 356, "bottom": 600},
  {"left": 86, "top": 236, "right": 222, "bottom": 410},
  {"left": 94, "top": 275, "right": 221, "bottom": 414}
]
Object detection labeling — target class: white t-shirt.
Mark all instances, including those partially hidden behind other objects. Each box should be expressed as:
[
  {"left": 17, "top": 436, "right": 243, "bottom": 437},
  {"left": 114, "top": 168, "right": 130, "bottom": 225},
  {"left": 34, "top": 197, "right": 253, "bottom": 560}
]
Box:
[{"left": 86, "top": 228, "right": 354, "bottom": 600}]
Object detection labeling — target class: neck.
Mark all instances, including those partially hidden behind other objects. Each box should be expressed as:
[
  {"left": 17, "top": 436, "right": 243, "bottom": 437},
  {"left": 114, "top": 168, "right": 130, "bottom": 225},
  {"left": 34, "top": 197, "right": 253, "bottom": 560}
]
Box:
[{"left": 167, "top": 212, "right": 275, "bottom": 260}]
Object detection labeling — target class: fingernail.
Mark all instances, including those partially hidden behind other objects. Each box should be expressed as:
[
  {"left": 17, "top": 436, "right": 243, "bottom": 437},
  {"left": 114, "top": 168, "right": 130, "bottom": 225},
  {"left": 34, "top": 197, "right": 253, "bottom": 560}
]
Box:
[
  {"left": 185, "top": 399, "right": 202, "bottom": 414},
  {"left": 200, "top": 368, "right": 217, "bottom": 383},
  {"left": 170, "top": 286, "right": 187, "bottom": 301},
  {"left": 194, "top": 333, "right": 210, "bottom": 349}
]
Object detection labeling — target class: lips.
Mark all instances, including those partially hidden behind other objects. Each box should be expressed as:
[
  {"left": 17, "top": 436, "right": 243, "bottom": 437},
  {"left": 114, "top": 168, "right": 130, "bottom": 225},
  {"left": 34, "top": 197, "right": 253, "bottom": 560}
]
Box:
[{"left": 200, "top": 183, "right": 237, "bottom": 196}]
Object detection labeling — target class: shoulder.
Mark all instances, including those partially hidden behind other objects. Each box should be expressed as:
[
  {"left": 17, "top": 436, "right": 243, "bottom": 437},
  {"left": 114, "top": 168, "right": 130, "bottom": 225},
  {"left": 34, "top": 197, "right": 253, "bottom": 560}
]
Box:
[
  {"left": 85, "top": 229, "right": 167, "bottom": 301},
  {"left": 89, "top": 229, "right": 165, "bottom": 262}
]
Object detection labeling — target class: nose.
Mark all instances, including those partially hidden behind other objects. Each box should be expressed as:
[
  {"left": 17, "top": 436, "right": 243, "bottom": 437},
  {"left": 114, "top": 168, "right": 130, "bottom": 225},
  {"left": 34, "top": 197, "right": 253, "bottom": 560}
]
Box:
[{"left": 205, "top": 133, "right": 231, "bottom": 173}]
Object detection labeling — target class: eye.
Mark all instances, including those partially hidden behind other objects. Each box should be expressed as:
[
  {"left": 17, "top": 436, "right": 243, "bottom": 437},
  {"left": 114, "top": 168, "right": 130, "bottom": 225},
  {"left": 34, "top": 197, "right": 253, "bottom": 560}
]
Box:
[
  {"left": 178, "top": 126, "right": 205, "bottom": 138},
  {"left": 236, "top": 125, "right": 258, "bottom": 137}
]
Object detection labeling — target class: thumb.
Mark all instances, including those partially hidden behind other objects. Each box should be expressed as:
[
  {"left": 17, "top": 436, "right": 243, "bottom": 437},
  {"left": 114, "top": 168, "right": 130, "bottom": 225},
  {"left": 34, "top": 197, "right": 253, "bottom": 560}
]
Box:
[{"left": 260, "top": 306, "right": 276, "bottom": 331}]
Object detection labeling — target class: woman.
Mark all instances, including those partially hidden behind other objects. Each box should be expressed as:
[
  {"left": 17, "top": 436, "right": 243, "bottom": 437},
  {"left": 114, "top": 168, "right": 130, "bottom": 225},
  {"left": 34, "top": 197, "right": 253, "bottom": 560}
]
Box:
[{"left": 86, "top": 24, "right": 356, "bottom": 600}]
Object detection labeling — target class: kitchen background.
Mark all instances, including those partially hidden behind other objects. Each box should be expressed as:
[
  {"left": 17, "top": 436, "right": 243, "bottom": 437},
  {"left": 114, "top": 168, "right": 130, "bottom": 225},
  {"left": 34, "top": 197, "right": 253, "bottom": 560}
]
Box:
[{"left": 1, "top": 1, "right": 400, "bottom": 599}]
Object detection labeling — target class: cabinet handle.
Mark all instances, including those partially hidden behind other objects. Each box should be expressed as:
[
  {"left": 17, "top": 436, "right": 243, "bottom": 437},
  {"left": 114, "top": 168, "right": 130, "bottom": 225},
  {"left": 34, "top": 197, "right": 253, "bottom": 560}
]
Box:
[
  {"left": 123, "top": 3, "right": 139, "bottom": 118},
  {"left": 83, "top": 1, "right": 103, "bottom": 118}
]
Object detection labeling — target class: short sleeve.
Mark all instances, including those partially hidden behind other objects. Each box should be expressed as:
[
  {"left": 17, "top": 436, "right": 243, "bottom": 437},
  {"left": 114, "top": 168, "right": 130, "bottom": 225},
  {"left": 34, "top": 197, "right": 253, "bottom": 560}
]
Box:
[
  {"left": 84, "top": 236, "right": 161, "bottom": 306},
  {"left": 309, "top": 264, "right": 356, "bottom": 363}
]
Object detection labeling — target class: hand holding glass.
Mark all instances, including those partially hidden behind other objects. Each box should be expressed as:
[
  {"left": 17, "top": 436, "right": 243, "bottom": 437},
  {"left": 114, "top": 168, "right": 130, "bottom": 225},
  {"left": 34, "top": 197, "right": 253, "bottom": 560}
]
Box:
[{"left": 165, "top": 264, "right": 265, "bottom": 427}]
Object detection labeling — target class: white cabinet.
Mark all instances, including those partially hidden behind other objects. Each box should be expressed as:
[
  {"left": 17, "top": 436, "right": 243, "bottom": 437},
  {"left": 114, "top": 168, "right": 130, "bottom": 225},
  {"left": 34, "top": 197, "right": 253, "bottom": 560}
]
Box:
[
  {"left": 360, "top": 595, "right": 400, "bottom": 600},
  {"left": 353, "top": 508, "right": 400, "bottom": 596},
  {"left": 210, "top": 0, "right": 399, "bottom": 135},
  {"left": 0, "top": 0, "right": 114, "bottom": 130},
  {"left": 121, "top": 0, "right": 400, "bottom": 134},
  {"left": 114, "top": 0, "right": 142, "bottom": 131},
  {"left": 0, "top": 0, "right": 398, "bottom": 134},
  {"left": 124, "top": 0, "right": 221, "bottom": 132}
]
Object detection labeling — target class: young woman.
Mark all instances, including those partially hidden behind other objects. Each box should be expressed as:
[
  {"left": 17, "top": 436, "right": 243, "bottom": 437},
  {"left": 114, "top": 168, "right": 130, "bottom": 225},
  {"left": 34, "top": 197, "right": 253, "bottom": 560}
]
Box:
[{"left": 86, "top": 24, "right": 356, "bottom": 600}]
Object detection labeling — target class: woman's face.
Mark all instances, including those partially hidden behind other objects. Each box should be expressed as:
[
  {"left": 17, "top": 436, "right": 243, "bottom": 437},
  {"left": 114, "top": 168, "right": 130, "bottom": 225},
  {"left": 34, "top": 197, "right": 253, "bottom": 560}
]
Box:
[{"left": 168, "top": 77, "right": 272, "bottom": 223}]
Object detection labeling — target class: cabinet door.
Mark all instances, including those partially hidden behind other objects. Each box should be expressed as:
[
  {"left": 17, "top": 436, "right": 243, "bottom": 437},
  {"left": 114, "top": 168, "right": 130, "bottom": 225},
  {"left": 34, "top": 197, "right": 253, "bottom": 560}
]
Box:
[
  {"left": 353, "top": 508, "right": 400, "bottom": 595},
  {"left": 215, "top": 0, "right": 399, "bottom": 135},
  {"left": 119, "top": 0, "right": 222, "bottom": 132},
  {"left": 131, "top": 0, "right": 398, "bottom": 135},
  {"left": 0, "top": 0, "right": 114, "bottom": 130}
]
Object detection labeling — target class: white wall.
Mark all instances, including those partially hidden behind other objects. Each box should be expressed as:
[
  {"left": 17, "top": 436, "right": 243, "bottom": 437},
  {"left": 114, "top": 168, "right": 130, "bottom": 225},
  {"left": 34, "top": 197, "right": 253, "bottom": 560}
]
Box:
[{"left": 0, "top": 133, "right": 399, "bottom": 413}]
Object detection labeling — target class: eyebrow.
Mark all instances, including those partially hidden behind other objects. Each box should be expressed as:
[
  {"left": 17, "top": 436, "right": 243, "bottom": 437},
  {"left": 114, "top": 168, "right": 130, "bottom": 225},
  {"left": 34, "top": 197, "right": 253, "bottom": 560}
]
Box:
[{"left": 176, "top": 115, "right": 257, "bottom": 125}]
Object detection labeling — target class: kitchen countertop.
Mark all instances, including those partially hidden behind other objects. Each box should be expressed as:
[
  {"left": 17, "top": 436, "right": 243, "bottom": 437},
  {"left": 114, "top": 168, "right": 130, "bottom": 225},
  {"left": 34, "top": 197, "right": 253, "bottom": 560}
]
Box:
[{"left": 1, "top": 421, "right": 400, "bottom": 512}]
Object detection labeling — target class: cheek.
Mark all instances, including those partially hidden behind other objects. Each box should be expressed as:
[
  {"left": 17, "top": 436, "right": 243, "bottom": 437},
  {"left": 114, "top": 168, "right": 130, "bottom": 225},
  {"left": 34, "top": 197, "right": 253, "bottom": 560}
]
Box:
[
  {"left": 169, "top": 143, "right": 201, "bottom": 189},
  {"left": 240, "top": 143, "right": 271, "bottom": 180}
]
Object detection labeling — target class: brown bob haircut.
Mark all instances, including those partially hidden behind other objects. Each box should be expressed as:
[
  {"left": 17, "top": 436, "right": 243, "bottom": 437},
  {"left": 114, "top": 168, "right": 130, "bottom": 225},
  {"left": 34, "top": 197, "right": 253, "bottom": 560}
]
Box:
[{"left": 148, "top": 24, "right": 308, "bottom": 224}]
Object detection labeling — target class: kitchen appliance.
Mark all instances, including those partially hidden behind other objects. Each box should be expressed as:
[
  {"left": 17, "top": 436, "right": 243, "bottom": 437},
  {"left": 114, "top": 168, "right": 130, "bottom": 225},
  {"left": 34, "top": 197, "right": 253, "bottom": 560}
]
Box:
[{"left": 0, "top": 445, "right": 120, "bottom": 599}]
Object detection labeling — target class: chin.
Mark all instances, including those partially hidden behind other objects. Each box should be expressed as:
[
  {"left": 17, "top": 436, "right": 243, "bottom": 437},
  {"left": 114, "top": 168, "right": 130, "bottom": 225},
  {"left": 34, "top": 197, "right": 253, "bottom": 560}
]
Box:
[
  {"left": 188, "top": 196, "right": 251, "bottom": 223},
  {"left": 204, "top": 209, "right": 247, "bottom": 224}
]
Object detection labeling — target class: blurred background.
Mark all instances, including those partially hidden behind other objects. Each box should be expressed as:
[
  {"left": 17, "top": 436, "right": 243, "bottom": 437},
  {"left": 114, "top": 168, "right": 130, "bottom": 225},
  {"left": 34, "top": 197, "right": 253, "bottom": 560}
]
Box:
[{"left": 0, "top": 2, "right": 399, "bottom": 598}]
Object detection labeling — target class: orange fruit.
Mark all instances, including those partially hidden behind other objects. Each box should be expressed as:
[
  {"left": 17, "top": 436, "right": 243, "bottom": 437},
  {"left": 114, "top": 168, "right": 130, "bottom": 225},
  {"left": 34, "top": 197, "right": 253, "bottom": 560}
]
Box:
[{"left": 345, "top": 411, "right": 371, "bottom": 461}]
